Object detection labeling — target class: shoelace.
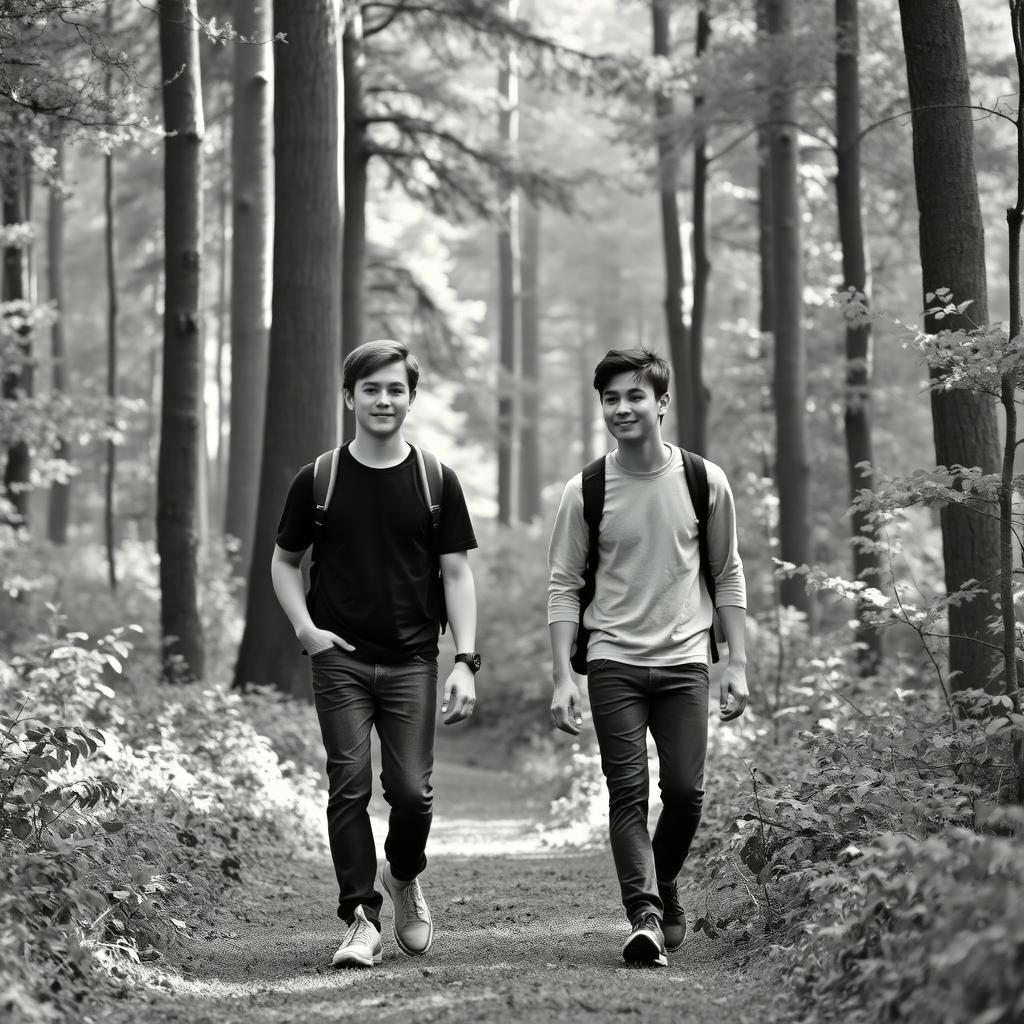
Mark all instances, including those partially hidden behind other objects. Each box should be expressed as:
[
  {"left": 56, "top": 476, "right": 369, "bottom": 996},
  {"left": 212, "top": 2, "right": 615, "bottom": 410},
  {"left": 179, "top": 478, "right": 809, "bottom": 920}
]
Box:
[
  {"left": 400, "top": 880, "right": 429, "bottom": 922},
  {"left": 343, "top": 916, "right": 376, "bottom": 949}
]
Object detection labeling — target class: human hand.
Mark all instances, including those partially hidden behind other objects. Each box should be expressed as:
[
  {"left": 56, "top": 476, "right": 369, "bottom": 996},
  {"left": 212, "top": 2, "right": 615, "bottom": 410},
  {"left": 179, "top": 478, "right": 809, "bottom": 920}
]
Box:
[
  {"left": 719, "top": 662, "right": 749, "bottom": 722},
  {"left": 298, "top": 626, "right": 354, "bottom": 656},
  {"left": 550, "top": 677, "right": 584, "bottom": 735},
  {"left": 441, "top": 664, "right": 476, "bottom": 724}
]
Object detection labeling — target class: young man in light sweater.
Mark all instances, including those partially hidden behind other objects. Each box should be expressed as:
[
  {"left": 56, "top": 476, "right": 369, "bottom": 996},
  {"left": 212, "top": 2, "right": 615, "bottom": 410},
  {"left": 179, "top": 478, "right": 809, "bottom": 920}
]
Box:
[{"left": 547, "top": 347, "right": 748, "bottom": 968}]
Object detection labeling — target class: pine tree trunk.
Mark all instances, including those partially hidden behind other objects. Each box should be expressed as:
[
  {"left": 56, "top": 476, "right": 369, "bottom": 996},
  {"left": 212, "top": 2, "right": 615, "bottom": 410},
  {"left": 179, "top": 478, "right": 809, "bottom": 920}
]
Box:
[
  {"left": 47, "top": 135, "right": 71, "bottom": 545},
  {"left": 157, "top": 0, "right": 205, "bottom": 683},
  {"left": 104, "top": 136, "right": 118, "bottom": 590},
  {"left": 766, "top": 0, "right": 813, "bottom": 618},
  {"left": 835, "top": 0, "right": 881, "bottom": 673},
  {"left": 341, "top": 7, "right": 367, "bottom": 443},
  {"left": 233, "top": 0, "right": 342, "bottom": 695},
  {"left": 518, "top": 199, "right": 541, "bottom": 522},
  {"left": 2, "top": 154, "right": 31, "bottom": 527},
  {"left": 652, "top": 0, "right": 693, "bottom": 450},
  {"left": 690, "top": 0, "right": 711, "bottom": 457},
  {"left": 496, "top": 0, "right": 520, "bottom": 526},
  {"left": 899, "top": 0, "right": 1003, "bottom": 691},
  {"left": 224, "top": 0, "right": 272, "bottom": 580}
]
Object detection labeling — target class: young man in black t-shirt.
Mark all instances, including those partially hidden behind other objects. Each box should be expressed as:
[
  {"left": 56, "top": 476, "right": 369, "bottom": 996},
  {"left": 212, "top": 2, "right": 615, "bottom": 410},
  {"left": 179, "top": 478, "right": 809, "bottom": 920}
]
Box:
[{"left": 272, "top": 339, "right": 480, "bottom": 968}]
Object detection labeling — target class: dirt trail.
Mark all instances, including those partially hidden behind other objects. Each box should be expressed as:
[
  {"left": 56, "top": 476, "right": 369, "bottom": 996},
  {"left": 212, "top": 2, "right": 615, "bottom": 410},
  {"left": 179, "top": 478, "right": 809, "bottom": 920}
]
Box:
[{"left": 95, "top": 748, "right": 798, "bottom": 1024}]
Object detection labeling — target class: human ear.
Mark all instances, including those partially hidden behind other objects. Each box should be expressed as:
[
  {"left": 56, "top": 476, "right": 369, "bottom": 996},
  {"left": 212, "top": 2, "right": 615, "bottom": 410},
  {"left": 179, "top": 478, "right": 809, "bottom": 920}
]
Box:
[{"left": 343, "top": 389, "right": 354, "bottom": 410}]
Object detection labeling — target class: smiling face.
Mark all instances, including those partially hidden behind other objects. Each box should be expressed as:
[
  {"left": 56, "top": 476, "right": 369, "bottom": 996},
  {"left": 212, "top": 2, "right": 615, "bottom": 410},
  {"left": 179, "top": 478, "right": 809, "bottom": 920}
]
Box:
[
  {"left": 344, "top": 359, "right": 415, "bottom": 439},
  {"left": 600, "top": 370, "right": 669, "bottom": 444}
]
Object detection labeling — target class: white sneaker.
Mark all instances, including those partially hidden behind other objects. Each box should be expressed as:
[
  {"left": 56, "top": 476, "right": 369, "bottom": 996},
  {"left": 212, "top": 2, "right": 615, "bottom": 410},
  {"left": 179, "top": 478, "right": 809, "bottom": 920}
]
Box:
[
  {"left": 331, "top": 905, "right": 382, "bottom": 968},
  {"left": 381, "top": 863, "right": 433, "bottom": 955}
]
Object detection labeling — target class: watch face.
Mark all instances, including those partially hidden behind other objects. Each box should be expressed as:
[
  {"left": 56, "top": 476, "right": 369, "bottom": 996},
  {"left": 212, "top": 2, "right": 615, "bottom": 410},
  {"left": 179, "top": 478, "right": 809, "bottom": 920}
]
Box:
[{"left": 457, "top": 653, "right": 482, "bottom": 672}]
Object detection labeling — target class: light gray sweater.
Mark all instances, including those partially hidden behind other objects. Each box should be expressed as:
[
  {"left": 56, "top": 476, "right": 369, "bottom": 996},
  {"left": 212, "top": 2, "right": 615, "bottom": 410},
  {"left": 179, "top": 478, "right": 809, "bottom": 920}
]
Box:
[{"left": 547, "top": 446, "right": 746, "bottom": 667}]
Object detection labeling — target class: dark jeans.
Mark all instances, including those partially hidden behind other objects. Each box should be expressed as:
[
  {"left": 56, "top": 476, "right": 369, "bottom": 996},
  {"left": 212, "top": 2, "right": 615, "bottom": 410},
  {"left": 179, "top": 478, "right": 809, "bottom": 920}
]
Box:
[
  {"left": 587, "top": 659, "right": 710, "bottom": 924},
  {"left": 310, "top": 647, "right": 437, "bottom": 925}
]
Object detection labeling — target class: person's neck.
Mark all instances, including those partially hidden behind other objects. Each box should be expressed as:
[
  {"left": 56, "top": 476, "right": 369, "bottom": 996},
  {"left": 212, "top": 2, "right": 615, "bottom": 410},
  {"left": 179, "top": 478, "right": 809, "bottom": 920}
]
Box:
[
  {"left": 349, "top": 433, "right": 410, "bottom": 468},
  {"left": 614, "top": 433, "right": 669, "bottom": 474}
]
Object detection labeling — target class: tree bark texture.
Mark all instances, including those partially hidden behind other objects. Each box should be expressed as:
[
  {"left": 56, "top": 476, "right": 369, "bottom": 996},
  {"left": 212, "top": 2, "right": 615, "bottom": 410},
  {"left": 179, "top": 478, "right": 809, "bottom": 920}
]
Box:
[
  {"left": 652, "top": 0, "right": 694, "bottom": 450},
  {"left": 518, "top": 199, "right": 541, "bottom": 522},
  {"left": 690, "top": 0, "right": 711, "bottom": 457},
  {"left": 47, "top": 135, "right": 71, "bottom": 545},
  {"left": 496, "top": 0, "right": 520, "bottom": 527},
  {"left": 104, "top": 138, "right": 118, "bottom": 589},
  {"left": 2, "top": 153, "right": 31, "bottom": 526},
  {"left": 341, "top": 6, "right": 367, "bottom": 444},
  {"left": 835, "top": 0, "right": 881, "bottom": 672},
  {"left": 899, "top": 0, "right": 1003, "bottom": 690},
  {"left": 234, "top": 0, "right": 342, "bottom": 696},
  {"left": 766, "top": 0, "right": 813, "bottom": 618},
  {"left": 157, "top": 0, "right": 205, "bottom": 683},
  {"left": 224, "top": 0, "right": 272, "bottom": 579}
]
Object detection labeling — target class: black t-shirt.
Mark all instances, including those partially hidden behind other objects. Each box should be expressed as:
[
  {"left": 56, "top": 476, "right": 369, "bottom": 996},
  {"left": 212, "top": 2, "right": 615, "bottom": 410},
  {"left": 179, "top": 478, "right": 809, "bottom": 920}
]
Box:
[{"left": 276, "top": 445, "right": 477, "bottom": 664}]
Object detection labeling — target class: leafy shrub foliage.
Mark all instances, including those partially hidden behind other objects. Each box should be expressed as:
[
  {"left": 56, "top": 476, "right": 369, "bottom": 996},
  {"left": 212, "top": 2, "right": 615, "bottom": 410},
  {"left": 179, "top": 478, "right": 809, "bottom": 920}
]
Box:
[{"left": 0, "top": 611, "right": 321, "bottom": 1024}]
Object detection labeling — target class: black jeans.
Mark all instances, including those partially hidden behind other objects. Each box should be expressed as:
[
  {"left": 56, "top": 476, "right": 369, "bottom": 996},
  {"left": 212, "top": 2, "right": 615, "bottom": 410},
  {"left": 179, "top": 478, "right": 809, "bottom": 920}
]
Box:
[
  {"left": 310, "top": 647, "right": 437, "bottom": 925},
  {"left": 587, "top": 659, "right": 710, "bottom": 924}
]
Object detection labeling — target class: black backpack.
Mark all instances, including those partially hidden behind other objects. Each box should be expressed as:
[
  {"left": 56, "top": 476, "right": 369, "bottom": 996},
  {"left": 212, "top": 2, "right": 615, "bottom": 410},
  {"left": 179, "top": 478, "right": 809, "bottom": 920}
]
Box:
[
  {"left": 310, "top": 441, "right": 447, "bottom": 631},
  {"left": 570, "top": 446, "right": 720, "bottom": 675}
]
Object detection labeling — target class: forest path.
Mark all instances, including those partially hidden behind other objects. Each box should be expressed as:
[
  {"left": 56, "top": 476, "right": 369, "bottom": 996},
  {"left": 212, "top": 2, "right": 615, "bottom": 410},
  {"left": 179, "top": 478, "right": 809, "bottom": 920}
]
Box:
[{"left": 95, "top": 749, "right": 798, "bottom": 1024}]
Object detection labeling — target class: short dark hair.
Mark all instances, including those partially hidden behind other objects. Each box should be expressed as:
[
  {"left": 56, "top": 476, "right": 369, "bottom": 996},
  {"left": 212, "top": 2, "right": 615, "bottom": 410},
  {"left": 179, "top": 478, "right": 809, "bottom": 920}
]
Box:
[
  {"left": 593, "top": 347, "right": 671, "bottom": 398},
  {"left": 343, "top": 339, "right": 420, "bottom": 394}
]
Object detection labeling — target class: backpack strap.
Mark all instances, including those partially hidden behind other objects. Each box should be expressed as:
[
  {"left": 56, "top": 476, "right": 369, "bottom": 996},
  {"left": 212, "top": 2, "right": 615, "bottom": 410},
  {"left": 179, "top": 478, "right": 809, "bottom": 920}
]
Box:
[
  {"left": 680, "top": 447, "right": 720, "bottom": 664},
  {"left": 412, "top": 444, "right": 447, "bottom": 633},
  {"left": 412, "top": 445, "right": 443, "bottom": 532},
  {"left": 571, "top": 455, "right": 606, "bottom": 674},
  {"left": 313, "top": 445, "right": 342, "bottom": 529}
]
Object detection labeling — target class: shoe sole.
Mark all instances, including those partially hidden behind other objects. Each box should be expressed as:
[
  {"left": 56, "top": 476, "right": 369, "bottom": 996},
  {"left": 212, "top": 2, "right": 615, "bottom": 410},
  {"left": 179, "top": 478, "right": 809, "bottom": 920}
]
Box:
[
  {"left": 622, "top": 930, "right": 668, "bottom": 968},
  {"left": 381, "top": 870, "right": 434, "bottom": 956},
  {"left": 332, "top": 949, "right": 382, "bottom": 968}
]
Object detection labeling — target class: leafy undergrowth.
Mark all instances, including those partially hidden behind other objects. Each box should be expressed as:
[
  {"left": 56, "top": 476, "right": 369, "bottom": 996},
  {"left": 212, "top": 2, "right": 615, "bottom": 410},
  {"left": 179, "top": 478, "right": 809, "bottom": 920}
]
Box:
[
  {"left": 0, "top": 616, "right": 323, "bottom": 1024},
  {"left": 547, "top": 625, "right": 1024, "bottom": 1024}
]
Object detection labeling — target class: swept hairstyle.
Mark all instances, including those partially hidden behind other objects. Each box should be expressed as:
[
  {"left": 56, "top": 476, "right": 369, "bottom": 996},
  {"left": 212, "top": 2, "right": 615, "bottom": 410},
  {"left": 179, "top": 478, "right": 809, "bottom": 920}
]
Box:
[
  {"left": 592, "top": 347, "right": 671, "bottom": 399},
  {"left": 343, "top": 339, "right": 420, "bottom": 394}
]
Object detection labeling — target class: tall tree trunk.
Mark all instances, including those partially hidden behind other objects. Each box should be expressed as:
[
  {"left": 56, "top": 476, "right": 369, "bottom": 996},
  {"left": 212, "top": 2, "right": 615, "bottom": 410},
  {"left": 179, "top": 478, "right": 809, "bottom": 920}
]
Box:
[
  {"left": 47, "top": 135, "right": 71, "bottom": 545},
  {"left": 690, "top": 0, "right": 711, "bottom": 457},
  {"left": 233, "top": 0, "right": 342, "bottom": 695},
  {"left": 518, "top": 199, "right": 541, "bottom": 521},
  {"left": 224, "top": 0, "right": 272, "bottom": 580},
  {"left": 341, "top": 4, "right": 367, "bottom": 443},
  {"left": 212, "top": 136, "right": 229, "bottom": 531},
  {"left": 756, "top": 0, "right": 775, "bottom": 485},
  {"left": 835, "top": 0, "right": 881, "bottom": 673},
  {"left": 652, "top": 0, "right": 693, "bottom": 450},
  {"left": 2, "top": 154, "right": 31, "bottom": 526},
  {"left": 496, "top": 0, "right": 520, "bottom": 526},
  {"left": 104, "top": 133, "right": 118, "bottom": 590},
  {"left": 157, "top": 0, "right": 206, "bottom": 683},
  {"left": 766, "top": 0, "right": 813, "bottom": 618},
  {"left": 899, "top": 0, "right": 1002, "bottom": 691},
  {"left": 579, "top": 314, "right": 594, "bottom": 465}
]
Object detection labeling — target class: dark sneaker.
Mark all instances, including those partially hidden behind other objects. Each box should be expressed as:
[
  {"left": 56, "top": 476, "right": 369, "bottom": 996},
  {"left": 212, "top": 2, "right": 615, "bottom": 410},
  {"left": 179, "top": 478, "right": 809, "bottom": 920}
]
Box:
[
  {"left": 381, "top": 863, "right": 433, "bottom": 955},
  {"left": 659, "top": 879, "right": 687, "bottom": 952},
  {"left": 622, "top": 913, "right": 667, "bottom": 967},
  {"left": 332, "top": 905, "right": 382, "bottom": 968}
]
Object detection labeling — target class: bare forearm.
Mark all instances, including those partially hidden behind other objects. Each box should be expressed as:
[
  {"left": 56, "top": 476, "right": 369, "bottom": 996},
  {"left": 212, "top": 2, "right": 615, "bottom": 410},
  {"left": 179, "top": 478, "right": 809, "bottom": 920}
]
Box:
[
  {"left": 442, "top": 559, "right": 477, "bottom": 653},
  {"left": 271, "top": 556, "right": 315, "bottom": 638}
]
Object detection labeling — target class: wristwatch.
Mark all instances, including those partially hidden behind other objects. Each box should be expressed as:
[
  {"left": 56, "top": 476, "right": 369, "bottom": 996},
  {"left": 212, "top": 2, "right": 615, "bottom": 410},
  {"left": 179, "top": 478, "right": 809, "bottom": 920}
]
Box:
[{"left": 454, "top": 652, "right": 482, "bottom": 673}]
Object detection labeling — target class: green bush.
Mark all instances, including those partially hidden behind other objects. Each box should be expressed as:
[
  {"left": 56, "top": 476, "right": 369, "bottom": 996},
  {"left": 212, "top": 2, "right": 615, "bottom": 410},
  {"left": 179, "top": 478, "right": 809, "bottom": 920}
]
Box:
[{"left": 0, "top": 608, "right": 323, "bottom": 1024}]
